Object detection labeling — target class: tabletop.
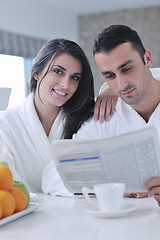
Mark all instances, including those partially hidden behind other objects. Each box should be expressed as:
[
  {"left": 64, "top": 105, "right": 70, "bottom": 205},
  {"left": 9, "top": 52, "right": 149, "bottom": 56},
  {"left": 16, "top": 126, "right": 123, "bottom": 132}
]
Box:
[{"left": 1, "top": 193, "right": 160, "bottom": 240}]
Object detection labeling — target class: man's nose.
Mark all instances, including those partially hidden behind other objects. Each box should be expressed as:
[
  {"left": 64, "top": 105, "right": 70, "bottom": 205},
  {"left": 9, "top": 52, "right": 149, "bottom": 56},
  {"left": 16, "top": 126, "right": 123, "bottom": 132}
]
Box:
[{"left": 117, "top": 76, "right": 128, "bottom": 91}]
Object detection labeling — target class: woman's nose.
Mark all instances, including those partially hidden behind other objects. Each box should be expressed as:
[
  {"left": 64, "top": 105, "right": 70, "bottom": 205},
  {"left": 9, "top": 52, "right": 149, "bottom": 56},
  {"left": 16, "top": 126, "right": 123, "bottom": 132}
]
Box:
[{"left": 59, "top": 76, "right": 70, "bottom": 88}]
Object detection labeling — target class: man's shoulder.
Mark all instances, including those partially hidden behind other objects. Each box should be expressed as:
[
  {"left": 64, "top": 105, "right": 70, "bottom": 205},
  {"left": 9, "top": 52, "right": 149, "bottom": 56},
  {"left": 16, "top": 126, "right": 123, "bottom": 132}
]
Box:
[
  {"left": 151, "top": 68, "right": 160, "bottom": 81},
  {"left": 73, "top": 112, "right": 119, "bottom": 140}
]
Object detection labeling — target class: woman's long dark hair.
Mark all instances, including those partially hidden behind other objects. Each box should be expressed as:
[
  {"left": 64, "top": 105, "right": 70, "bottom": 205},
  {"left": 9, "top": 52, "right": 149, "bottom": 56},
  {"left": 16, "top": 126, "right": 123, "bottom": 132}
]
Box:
[{"left": 30, "top": 38, "right": 95, "bottom": 139}]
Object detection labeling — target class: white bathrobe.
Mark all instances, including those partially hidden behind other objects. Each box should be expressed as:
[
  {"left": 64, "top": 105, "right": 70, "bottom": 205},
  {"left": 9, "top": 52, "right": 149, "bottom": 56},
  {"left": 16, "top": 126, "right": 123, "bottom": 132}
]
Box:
[
  {"left": 42, "top": 68, "right": 160, "bottom": 196},
  {"left": 0, "top": 93, "right": 71, "bottom": 196},
  {"left": 1, "top": 69, "right": 160, "bottom": 196},
  {"left": 73, "top": 97, "right": 160, "bottom": 140},
  {"left": 73, "top": 68, "right": 160, "bottom": 141}
]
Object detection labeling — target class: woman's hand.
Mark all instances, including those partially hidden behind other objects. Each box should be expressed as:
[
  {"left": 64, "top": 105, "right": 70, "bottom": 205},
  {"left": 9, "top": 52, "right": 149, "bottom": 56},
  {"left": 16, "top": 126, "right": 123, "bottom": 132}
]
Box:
[
  {"left": 144, "top": 177, "right": 160, "bottom": 206},
  {"left": 94, "top": 87, "right": 118, "bottom": 124}
]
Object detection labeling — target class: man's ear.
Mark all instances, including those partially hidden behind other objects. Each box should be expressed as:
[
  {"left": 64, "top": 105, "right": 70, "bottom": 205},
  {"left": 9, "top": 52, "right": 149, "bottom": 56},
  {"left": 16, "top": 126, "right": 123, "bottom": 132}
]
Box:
[
  {"left": 34, "top": 73, "right": 39, "bottom": 81},
  {"left": 144, "top": 49, "right": 152, "bottom": 67}
]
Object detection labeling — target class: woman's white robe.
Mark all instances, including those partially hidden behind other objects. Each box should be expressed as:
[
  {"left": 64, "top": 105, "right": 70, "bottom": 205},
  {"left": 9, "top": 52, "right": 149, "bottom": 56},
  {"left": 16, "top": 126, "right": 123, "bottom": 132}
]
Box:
[{"left": 0, "top": 93, "right": 71, "bottom": 196}]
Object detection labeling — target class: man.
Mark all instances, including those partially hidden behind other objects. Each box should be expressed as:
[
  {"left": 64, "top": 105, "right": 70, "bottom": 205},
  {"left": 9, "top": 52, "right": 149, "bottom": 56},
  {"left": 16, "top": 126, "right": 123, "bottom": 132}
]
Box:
[{"left": 73, "top": 25, "right": 160, "bottom": 205}]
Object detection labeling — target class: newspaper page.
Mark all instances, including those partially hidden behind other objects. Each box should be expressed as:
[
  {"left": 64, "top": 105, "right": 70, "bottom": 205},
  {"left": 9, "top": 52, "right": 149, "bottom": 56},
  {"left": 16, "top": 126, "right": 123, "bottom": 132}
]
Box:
[{"left": 51, "top": 126, "right": 160, "bottom": 193}]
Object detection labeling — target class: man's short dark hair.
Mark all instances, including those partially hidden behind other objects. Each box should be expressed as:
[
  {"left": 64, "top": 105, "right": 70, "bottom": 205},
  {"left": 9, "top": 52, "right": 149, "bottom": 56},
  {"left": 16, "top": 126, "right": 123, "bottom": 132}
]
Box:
[{"left": 93, "top": 25, "right": 146, "bottom": 64}]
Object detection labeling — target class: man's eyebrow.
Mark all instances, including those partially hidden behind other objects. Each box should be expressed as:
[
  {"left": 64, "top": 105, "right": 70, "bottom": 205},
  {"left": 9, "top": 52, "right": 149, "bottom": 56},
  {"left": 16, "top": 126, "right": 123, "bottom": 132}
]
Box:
[
  {"left": 53, "top": 64, "right": 81, "bottom": 75},
  {"left": 101, "top": 60, "right": 132, "bottom": 76},
  {"left": 118, "top": 60, "right": 132, "bottom": 70},
  {"left": 102, "top": 71, "right": 113, "bottom": 76}
]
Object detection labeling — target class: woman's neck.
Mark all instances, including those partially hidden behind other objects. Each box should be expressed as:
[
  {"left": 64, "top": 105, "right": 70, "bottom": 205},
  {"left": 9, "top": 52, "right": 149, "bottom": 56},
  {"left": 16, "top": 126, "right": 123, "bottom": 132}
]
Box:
[{"left": 34, "top": 95, "right": 60, "bottom": 136}]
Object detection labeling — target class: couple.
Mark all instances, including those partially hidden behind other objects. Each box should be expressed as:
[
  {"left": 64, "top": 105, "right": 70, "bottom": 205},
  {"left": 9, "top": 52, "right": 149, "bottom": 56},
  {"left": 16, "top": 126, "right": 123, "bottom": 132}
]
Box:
[
  {"left": 44, "top": 24, "right": 160, "bottom": 206},
  {"left": 1, "top": 25, "right": 160, "bottom": 206}
]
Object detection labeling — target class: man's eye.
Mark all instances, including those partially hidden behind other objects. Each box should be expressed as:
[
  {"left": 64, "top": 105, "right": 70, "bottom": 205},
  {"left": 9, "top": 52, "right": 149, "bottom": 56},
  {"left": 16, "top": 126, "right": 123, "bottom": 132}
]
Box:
[
  {"left": 105, "top": 74, "right": 115, "bottom": 79},
  {"left": 53, "top": 69, "right": 63, "bottom": 75},
  {"left": 122, "top": 67, "right": 131, "bottom": 73}
]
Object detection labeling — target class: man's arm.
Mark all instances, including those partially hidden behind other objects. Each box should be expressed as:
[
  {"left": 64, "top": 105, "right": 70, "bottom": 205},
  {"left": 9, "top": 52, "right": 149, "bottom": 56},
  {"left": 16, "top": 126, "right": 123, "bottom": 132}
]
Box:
[
  {"left": 144, "top": 177, "right": 160, "bottom": 206},
  {"left": 94, "top": 83, "right": 118, "bottom": 123}
]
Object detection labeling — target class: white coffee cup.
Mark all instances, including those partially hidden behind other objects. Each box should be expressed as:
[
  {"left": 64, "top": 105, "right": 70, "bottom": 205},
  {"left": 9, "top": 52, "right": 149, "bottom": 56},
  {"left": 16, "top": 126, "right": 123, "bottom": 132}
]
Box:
[
  {"left": 0, "top": 87, "right": 11, "bottom": 111},
  {"left": 82, "top": 183, "right": 125, "bottom": 212}
]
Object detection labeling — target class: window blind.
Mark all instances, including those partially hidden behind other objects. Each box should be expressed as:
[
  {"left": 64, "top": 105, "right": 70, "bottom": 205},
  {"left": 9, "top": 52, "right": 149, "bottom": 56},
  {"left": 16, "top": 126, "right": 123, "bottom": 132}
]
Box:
[{"left": 0, "top": 29, "right": 46, "bottom": 58}]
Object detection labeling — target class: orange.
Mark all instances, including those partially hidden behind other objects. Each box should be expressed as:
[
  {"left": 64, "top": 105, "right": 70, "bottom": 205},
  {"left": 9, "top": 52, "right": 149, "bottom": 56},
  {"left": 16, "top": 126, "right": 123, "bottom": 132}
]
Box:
[
  {"left": 0, "top": 204, "right": 2, "bottom": 219},
  {"left": 10, "top": 187, "right": 27, "bottom": 212},
  {"left": 0, "top": 165, "right": 13, "bottom": 191},
  {"left": 0, "top": 190, "right": 15, "bottom": 218},
  {"left": 13, "top": 181, "right": 30, "bottom": 207}
]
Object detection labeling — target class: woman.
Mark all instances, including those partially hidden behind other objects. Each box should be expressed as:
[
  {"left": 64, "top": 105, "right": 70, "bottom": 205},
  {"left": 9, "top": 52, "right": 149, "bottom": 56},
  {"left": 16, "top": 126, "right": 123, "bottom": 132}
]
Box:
[{"left": 0, "top": 38, "right": 95, "bottom": 196}]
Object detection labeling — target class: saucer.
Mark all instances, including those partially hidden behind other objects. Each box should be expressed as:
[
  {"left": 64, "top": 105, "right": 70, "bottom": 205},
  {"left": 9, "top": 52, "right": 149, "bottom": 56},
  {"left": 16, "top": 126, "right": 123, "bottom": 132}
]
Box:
[{"left": 85, "top": 203, "right": 137, "bottom": 218}]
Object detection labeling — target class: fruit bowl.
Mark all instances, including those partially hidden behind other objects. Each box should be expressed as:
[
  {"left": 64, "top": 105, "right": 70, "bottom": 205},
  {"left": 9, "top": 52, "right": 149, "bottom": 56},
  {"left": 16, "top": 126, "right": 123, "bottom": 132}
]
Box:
[{"left": 0, "top": 202, "right": 40, "bottom": 227}]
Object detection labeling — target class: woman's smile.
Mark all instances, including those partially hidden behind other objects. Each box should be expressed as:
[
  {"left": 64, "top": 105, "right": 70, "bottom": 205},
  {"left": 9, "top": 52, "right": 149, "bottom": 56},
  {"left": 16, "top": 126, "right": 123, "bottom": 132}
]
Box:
[{"left": 53, "top": 88, "right": 68, "bottom": 97}]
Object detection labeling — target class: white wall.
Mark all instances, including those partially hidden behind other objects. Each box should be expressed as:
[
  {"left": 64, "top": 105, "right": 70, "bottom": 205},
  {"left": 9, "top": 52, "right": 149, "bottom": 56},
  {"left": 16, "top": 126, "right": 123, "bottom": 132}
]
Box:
[
  {"left": 0, "top": 0, "right": 78, "bottom": 42},
  {"left": 79, "top": 6, "right": 160, "bottom": 96}
]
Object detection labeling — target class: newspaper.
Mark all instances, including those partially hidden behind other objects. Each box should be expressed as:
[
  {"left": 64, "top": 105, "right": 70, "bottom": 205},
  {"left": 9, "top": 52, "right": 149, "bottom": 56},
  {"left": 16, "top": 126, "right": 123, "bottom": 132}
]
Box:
[{"left": 51, "top": 126, "right": 160, "bottom": 193}]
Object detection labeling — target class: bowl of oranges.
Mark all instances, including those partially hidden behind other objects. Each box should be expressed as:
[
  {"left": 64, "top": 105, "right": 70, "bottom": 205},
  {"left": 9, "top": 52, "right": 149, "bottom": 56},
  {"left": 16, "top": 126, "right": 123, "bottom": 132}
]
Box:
[{"left": 0, "top": 161, "right": 39, "bottom": 225}]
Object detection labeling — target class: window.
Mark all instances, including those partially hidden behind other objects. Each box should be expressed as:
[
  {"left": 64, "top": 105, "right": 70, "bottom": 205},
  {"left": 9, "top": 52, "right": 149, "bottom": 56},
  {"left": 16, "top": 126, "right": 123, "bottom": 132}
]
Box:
[
  {"left": 0, "top": 30, "right": 46, "bottom": 109},
  {"left": 0, "top": 54, "right": 25, "bottom": 108}
]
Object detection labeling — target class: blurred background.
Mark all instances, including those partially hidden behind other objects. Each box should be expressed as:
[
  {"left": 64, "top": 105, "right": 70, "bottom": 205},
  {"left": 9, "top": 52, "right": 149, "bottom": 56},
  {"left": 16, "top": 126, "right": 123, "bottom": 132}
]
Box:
[{"left": 0, "top": 0, "right": 160, "bottom": 107}]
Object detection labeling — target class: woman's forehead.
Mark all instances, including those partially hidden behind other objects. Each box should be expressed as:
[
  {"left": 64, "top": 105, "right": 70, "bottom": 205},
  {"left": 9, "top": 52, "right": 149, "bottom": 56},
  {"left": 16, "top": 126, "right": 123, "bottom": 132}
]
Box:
[{"left": 51, "top": 54, "right": 82, "bottom": 70}]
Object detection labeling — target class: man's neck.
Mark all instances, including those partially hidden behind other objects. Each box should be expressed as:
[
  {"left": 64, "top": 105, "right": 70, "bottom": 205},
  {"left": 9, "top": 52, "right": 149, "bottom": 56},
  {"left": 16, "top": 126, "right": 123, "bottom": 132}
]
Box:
[{"left": 132, "top": 79, "right": 160, "bottom": 123}]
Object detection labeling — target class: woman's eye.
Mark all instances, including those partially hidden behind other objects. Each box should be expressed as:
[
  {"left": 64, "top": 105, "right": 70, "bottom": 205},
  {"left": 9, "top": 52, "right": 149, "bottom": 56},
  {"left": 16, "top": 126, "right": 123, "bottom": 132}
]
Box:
[
  {"left": 71, "top": 75, "right": 80, "bottom": 81},
  {"left": 53, "top": 69, "right": 63, "bottom": 75}
]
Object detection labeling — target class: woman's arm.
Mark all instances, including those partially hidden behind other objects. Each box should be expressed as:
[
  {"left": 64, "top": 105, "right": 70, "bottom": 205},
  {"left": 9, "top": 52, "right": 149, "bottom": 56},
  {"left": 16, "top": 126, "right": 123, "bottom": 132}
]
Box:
[
  {"left": 0, "top": 141, "right": 22, "bottom": 182},
  {"left": 42, "top": 161, "right": 73, "bottom": 197}
]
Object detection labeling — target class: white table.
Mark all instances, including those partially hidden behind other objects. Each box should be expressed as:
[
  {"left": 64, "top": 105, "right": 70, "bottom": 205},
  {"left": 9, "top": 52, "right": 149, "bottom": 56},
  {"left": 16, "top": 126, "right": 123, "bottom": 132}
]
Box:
[{"left": 1, "top": 194, "right": 160, "bottom": 240}]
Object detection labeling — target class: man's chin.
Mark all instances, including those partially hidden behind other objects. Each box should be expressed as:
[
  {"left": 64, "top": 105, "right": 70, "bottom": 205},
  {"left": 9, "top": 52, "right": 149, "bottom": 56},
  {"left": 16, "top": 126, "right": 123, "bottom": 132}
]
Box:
[{"left": 120, "top": 96, "right": 137, "bottom": 106}]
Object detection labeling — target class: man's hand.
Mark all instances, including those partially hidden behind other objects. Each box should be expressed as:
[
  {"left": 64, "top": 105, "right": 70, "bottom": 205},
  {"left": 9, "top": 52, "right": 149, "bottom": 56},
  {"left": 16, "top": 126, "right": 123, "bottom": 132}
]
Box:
[
  {"left": 144, "top": 177, "right": 160, "bottom": 206},
  {"left": 125, "top": 192, "right": 148, "bottom": 198},
  {"left": 94, "top": 88, "right": 118, "bottom": 124}
]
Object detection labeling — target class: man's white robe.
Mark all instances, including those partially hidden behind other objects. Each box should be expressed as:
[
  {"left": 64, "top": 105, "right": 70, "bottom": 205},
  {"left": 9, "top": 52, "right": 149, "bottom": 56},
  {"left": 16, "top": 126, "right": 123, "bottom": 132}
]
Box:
[{"left": 73, "top": 68, "right": 160, "bottom": 141}]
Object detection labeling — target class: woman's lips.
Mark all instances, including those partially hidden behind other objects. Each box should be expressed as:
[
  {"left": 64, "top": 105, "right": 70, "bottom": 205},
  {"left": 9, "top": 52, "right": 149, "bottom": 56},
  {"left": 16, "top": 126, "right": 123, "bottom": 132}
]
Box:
[{"left": 53, "top": 89, "right": 67, "bottom": 96}]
